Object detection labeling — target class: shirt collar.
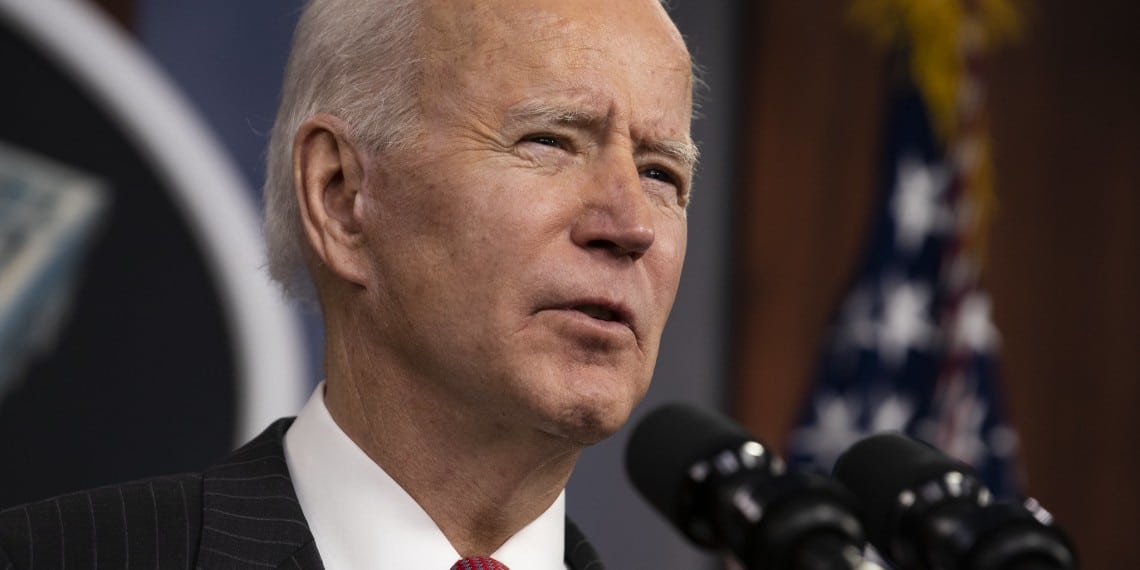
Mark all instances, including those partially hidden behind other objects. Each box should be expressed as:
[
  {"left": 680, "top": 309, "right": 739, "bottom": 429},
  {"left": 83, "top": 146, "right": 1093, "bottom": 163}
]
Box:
[{"left": 283, "top": 383, "right": 567, "bottom": 570}]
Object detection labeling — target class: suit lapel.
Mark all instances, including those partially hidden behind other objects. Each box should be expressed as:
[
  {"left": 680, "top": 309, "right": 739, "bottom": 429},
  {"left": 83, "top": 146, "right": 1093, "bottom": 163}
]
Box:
[
  {"left": 197, "top": 419, "right": 324, "bottom": 569},
  {"left": 194, "top": 418, "right": 605, "bottom": 569}
]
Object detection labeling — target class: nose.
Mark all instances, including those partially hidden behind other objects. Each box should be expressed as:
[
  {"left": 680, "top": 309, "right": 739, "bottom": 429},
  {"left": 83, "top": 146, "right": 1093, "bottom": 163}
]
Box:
[{"left": 570, "top": 151, "right": 656, "bottom": 260}]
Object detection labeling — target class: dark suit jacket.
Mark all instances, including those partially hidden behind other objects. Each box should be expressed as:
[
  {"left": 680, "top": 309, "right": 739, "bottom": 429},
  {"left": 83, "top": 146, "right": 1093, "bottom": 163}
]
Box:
[{"left": 0, "top": 419, "right": 605, "bottom": 569}]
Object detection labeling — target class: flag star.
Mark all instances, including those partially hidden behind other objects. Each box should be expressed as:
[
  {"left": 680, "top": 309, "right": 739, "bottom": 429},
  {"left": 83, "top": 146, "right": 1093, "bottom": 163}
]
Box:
[
  {"left": 878, "top": 280, "right": 936, "bottom": 367},
  {"left": 870, "top": 394, "right": 914, "bottom": 433},
  {"left": 792, "top": 394, "right": 867, "bottom": 471},
  {"left": 891, "top": 155, "right": 952, "bottom": 253},
  {"left": 954, "top": 292, "right": 1001, "bottom": 353}
]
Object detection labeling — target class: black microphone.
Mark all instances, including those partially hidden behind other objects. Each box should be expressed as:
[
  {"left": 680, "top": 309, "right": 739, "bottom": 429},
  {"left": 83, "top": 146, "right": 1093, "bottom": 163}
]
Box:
[
  {"left": 625, "top": 402, "right": 867, "bottom": 570},
  {"left": 833, "top": 432, "right": 1077, "bottom": 570}
]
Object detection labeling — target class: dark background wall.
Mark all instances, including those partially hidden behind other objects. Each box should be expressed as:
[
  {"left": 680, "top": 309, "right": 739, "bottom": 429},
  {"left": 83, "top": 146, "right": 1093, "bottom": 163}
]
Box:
[{"left": 733, "top": 2, "right": 1140, "bottom": 568}]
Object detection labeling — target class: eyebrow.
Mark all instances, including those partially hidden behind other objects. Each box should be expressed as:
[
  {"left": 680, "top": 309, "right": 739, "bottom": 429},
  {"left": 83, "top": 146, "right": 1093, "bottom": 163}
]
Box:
[
  {"left": 504, "top": 100, "right": 603, "bottom": 129},
  {"left": 504, "top": 100, "right": 700, "bottom": 173},
  {"left": 640, "top": 138, "right": 700, "bottom": 175}
]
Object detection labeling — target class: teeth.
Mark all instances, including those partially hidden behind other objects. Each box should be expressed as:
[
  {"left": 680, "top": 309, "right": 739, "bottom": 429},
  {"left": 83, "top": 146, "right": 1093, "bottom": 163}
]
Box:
[{"left": 578, "top": 304, "right": 616, "bottom": 321}]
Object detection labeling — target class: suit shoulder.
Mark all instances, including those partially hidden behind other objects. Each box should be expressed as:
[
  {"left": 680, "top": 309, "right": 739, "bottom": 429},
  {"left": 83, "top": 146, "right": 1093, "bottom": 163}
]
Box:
[{"left": 0, "top": 473, "right": 204, "bottom": 569}]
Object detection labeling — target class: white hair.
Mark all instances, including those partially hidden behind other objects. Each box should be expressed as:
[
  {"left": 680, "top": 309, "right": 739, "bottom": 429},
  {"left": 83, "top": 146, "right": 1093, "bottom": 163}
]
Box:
[{"left": 263, "top": 0, "right": 424, "bottom": 302}]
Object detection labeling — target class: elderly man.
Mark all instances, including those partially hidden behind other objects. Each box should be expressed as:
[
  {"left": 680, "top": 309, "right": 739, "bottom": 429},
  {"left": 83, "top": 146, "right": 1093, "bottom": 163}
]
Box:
[{"left": 0, "top": 0, "right": 696, "bottom": 567}]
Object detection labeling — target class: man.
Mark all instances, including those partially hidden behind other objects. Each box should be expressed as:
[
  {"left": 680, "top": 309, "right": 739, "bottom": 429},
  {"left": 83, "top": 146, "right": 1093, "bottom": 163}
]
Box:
[{"left": 0, "top": 0, "right": 696, "bottom": 567}]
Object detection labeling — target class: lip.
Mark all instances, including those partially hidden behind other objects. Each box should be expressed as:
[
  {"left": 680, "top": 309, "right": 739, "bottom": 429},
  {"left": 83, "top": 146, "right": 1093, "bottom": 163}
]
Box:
[{"left": 540, "top": 297, "right": 637, "bottom": 337}]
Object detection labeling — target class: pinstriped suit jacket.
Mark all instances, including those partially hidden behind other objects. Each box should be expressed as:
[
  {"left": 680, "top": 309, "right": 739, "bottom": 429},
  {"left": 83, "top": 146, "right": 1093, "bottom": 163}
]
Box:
[{"left": 0, "top": 419, "right": 606, "bottom": 569}]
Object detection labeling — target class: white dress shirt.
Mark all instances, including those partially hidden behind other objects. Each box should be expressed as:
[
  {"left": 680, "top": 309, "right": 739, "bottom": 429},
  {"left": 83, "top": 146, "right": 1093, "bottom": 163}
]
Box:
[{"left": 283, "top": 384, "right": 567, "bottom": 570}]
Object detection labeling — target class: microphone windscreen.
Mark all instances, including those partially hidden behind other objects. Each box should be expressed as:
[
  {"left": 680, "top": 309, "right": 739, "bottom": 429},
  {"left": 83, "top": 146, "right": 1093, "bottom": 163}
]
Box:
[
  {"left": 624, "top": 402, "right": 754, "bottom": 529},
  {"left": 832, "top": 432, "right": 972, "bottom": 547}
]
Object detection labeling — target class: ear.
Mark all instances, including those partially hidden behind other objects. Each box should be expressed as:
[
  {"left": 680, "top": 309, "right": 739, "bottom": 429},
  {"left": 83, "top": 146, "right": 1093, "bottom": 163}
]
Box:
[{"left": 292, "top": 113, "right": 370, "bottom": 287}]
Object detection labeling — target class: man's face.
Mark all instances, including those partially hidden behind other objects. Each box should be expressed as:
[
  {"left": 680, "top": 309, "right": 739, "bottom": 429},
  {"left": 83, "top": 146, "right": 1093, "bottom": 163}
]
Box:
[{"left": 354, "top": 0, "right": 693, "bottom": 444}]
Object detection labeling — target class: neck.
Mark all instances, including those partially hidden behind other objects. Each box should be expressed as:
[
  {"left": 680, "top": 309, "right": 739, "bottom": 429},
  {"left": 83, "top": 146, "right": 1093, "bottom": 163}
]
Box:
[{"left": 321, "top": 318, "right": 582, "bottom": 556}]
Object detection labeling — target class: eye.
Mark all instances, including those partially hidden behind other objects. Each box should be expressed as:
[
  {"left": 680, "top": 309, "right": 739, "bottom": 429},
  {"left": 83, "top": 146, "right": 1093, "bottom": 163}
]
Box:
[
  {"left": 523, "top": 135, "right": 564, "bottom": 149},
  {"left": 641, "top": 167, "right": 676, "bottom": 186},
  {"left": 641, "top": 166, "right": 690, "bottom": 207}
]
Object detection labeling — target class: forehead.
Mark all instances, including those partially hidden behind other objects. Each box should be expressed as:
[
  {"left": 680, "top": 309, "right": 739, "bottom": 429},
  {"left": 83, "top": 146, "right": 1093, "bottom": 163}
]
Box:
[
  {"left": 420, "top": 0, "right": 693, "bottom": 126},
  {"left": 423, "top": 0, "right": 684, "bottom": 50}
]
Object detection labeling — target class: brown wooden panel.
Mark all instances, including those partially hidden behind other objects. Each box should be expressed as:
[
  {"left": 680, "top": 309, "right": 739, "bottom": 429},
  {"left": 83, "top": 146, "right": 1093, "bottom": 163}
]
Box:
[
  {"left": 732, "top": 0, "right": 884, "bottom": 442},
  {"left": 985, "top": 1, "right": 1140, "bottom": 566}
]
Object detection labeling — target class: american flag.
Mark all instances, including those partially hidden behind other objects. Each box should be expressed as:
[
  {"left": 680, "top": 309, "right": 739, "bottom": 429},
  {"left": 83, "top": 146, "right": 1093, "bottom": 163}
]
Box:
[{"left": 785, "top": 1, "right": 1022, "bottom": 499}]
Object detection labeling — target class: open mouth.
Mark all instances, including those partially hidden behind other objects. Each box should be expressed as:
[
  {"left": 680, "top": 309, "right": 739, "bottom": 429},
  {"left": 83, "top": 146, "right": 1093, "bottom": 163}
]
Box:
[
  {"left": 575, "top": 303, "right": 620, "bottom": 323},
  {"left": 537, "top": 298, "right": 635, "bottom": 336}
]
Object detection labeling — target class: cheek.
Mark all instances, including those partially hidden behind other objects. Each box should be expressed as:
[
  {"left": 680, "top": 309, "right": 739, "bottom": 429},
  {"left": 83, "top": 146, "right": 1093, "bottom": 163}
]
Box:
[
  {"left": 371, "top": 171, "right": 485, "bottom": 257},
  {"left": 461, "top": 171, "right": 579, "bottom": 252},
  {"left": 651, "top": 219, "right": 687, "bottom": 293}
]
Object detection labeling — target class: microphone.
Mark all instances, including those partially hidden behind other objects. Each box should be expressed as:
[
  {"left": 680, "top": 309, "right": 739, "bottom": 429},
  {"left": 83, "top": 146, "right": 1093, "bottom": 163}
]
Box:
[
  {"left": 833, "top": 432, "right": 1078, "bottom": 570},
  {"left": 625, "top": 402, "right": 868, "bottom": 570}
]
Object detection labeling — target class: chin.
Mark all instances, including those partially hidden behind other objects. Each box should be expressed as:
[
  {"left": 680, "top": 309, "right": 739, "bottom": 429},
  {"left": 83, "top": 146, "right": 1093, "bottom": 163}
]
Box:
[
  {"left": 513, "top": 352, "right": 652, "bottom": 446},
  {"left": 543, "top": 378, "right": 647, "bottom": 446},
  {"left": 547, "top": 403, "right": 631, "bottom": 446}
]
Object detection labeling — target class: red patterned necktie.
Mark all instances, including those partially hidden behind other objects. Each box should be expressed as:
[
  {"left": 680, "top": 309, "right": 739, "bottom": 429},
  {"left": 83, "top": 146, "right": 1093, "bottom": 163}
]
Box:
[{"left": 450, "top": 556, "right": 510, "bottom": 570}]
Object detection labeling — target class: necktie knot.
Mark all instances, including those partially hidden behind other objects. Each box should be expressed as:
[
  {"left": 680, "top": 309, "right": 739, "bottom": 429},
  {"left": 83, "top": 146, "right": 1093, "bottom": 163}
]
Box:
[{"left": 450, "top": 556, "right": 510, "bottom": 570}]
